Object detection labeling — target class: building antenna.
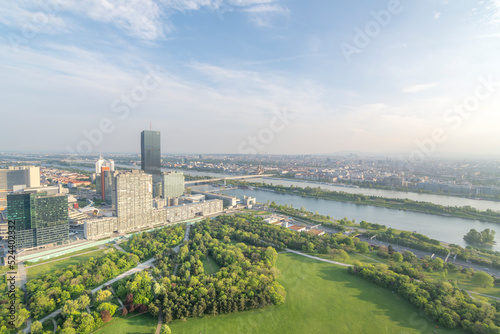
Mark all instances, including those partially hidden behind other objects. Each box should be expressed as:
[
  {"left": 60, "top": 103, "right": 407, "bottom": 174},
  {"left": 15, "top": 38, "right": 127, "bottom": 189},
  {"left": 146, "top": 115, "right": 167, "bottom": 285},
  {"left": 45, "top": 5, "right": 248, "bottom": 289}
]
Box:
[{"left": 150, "top": 122, "right": 152, "bottom": 131}]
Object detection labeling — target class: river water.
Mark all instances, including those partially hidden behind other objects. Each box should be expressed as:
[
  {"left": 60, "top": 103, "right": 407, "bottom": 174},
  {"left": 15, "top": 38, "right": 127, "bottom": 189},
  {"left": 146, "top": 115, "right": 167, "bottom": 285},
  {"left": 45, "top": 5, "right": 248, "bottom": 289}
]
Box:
[{"left": 221, "top": 187, "right": 500, "bottom": 251}]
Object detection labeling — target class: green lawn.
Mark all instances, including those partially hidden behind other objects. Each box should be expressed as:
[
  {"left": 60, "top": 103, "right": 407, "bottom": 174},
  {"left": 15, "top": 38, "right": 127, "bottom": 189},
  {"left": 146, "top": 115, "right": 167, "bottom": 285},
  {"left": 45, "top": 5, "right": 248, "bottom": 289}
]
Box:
[
  {"left": 27, "top": 249, "right": 108, "bottom": 279},
  {"left": 202, "top": 255, "right": 221, "bottom": 275},
  {"left": 24, "top": 246, "right": 100, "bottom": 266},
  {"left": 94, "top": 312, "right": 158, "bottom": 334},
  {"left": 168, "top": 253, "right": 465, "bottom": 334}
]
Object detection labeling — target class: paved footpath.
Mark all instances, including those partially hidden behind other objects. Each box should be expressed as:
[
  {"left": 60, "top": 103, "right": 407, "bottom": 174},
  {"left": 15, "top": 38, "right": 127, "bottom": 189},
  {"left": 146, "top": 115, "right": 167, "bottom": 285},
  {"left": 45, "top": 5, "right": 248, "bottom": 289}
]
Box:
[
  {"left": 91, "top": 258, "right": 156, "bottom": 294},
  {"left": 24, "top": 258, "right": 156, "bottom": 333},
  {"left": 285, "top": 249, "right": 351, "bottom": 267}
]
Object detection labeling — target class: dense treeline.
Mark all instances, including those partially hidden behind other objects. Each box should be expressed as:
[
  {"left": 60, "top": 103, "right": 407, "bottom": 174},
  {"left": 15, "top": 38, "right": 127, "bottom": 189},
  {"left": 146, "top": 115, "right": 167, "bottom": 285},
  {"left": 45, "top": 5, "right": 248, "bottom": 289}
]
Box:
[
  {"left": 122, "top": 224, "right": 185, "bottom": 260},
  {"left": 348, "top": 264, "right": 500, "bottom": 333},
  {"left": 114, "top": 218, "right": 286, "bottom": 324},
  {"left": 253, "top": 183, "right": 500, "bottom": 224},
  {"left": 26, "top": 249, "right": 138, "bottom": 319},
  {"left": 214, "top": 214, "right": 355, "bottom": 253},
  {"left": 370, "top": 229, "right": 449, "bottom": 256}
]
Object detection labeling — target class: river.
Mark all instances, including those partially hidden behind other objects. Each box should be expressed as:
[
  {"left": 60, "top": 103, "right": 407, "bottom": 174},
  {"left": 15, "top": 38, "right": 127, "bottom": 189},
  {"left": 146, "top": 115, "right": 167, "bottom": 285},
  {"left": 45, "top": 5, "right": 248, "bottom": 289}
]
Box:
[{"left": 219, "top": 187, "right": 500, "bottom": 251}]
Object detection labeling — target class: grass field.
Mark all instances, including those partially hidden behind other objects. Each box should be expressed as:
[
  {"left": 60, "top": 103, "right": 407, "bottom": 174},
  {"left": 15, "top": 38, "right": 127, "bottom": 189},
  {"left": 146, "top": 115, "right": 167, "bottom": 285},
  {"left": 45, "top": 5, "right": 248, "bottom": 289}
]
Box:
[
  {"left": 202, "top": 255, "right": 221, "bottom": 275},
  {"left": 24, "top": 246, "right": 100, "bottom": 266},
  {"left": 167, "top": 253, "right": 465, "bottom": 334},
  {"left": 95, "top": 312, "right": 158, "bottom": 334},
  {"left": 27, "top": 248, "right": 107, "bottom": 279}
]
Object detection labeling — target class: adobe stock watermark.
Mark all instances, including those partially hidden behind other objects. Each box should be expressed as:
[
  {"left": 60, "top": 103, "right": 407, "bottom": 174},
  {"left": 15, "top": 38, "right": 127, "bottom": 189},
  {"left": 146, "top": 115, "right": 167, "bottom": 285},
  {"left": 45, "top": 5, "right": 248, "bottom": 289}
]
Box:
[
  {"left": 404, "top": 75, "right": 499, "bottom": 170},
  {"left": 65, "top": 65, "right": 164, "bottom": 155},
  {"left": 237, "top": 107, "right": 295, "bottom": 155},
  {"left": 340, "top": 0, "right": 403, "bottom": 64},
  {"left": 8, "top": 0, "right": 63, "bottom": 54}
]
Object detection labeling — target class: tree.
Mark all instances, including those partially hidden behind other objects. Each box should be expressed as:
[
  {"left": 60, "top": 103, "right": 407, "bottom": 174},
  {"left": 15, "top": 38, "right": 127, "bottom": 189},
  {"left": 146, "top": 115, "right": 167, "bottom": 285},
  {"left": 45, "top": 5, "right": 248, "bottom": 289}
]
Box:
[
  {"left": 432, "top": 257, "right": 444, "bottom": 270},
  {"left": 95, "top": 290, "right": 112, "bottom": 304},
  {"left": 30, "top": 321, "right": 43, "bottom": 334},
  {"left": 77, "top": 313, "right": 95, "bottom": 334},
  {"left": 392, "top": 252, "right": 403, "bottom": 262},
  {"left": 464, "top": 228, "right": 496, "bottom": 245},
  {"left": 100, "top": 310, "right": 112, "bottom": 323},
  {"left": 160, "top": 324, "right": 172, "bottom": 334},
  {"left": 473, "top": 271, "right": 494, "bottom": 288},
  {"left": 97, "top": 302, "right": 117, "bottom": 317},
  {"left": 356, "top": 242, "right": 369, "bottom": 253},
  {"left": 77, "top": 294, "right": 91, "bottom": 310},
  {"left": 61, "top": 300, "right": 80, "bottom": 317}
]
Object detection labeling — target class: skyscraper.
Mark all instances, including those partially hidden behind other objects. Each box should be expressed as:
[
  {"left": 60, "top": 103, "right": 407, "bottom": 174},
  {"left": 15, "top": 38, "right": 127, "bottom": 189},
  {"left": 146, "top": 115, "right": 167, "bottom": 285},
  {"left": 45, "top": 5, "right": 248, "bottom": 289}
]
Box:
[
  {"left": 141, "top": 130, "right": 161, "bottom": 177},
  {"left": 7, "top": 192, "right": 69, "bottom": 249}
]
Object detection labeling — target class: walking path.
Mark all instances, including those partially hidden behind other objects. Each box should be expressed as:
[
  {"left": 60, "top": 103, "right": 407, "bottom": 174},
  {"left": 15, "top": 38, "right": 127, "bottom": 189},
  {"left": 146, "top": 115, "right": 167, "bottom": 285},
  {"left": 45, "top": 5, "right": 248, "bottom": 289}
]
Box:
[
  {"left": 285, "top": 249, "right": 351, "bottom": 267},
  {"left": 24, "top": 258, "right": 156, "bottom": 333},
  {"left": 91, "top": 258, "right": 156, "bottom": 294},
  {"left": 113, "top": 243, "right": 126, "bottom": 253},
  {"left": 155, "top": 305, "right": 163, "bottom": 334},
  {"left": 467, "top": 291, "right": 500, "bottom": 302},
  {"left": 110, "top": 287, "right": 125, "bottom": 309},
  {"left": 50, "top": 318, "right": 57, "bottom": 333},
  {"left": 17, "top": 262, "right": 27, "bottom": 288},
  {"left": 24, "top": 310, "right": 62, "bottom": 333}
]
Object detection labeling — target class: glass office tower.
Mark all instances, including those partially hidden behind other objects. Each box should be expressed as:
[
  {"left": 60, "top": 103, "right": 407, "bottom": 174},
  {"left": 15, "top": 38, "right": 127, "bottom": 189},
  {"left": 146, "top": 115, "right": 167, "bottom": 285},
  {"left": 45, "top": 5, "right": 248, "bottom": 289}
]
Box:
[
  {"left": 7, "top": 192, "right": 69, "bottom": 249},
  {"left": 141, "top": 130, "right": 161, "bottom": 181}
]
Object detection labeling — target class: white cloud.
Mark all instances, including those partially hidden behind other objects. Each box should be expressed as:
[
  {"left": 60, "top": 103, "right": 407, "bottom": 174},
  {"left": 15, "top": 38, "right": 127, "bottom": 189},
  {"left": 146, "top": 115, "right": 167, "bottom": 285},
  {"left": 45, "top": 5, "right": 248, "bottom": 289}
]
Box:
[
  {"left": 402, "top": 82, "right": 438, "bottom": 93},
  {"left": 434, "top": 11, "right": 441, "bottom": 19}
]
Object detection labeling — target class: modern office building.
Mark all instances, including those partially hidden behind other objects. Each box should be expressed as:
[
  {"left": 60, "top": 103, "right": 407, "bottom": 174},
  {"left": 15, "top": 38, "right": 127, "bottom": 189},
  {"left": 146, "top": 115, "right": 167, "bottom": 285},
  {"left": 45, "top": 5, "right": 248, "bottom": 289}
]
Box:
[
  {"left": 0, "top": 166, "right": 40, "bottom": 211},
  {"left": 162, "top": 171, "right": 185, "bottom": 198},
  {"left": 7, "top": 192, "right": 69, "bottom": 249},
  {"left": 94, "top": 156, "right": 115, "bottom": 202},
  {"left": 141, "top": 130, "right": 161, "bottom": 182}
]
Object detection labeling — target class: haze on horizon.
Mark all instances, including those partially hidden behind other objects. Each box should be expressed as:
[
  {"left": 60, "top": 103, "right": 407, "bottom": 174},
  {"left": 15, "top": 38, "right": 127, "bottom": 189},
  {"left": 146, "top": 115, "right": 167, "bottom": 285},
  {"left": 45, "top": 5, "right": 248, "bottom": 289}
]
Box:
[{"left": 1, "top": 0, "right": 500, "bottom": 157}]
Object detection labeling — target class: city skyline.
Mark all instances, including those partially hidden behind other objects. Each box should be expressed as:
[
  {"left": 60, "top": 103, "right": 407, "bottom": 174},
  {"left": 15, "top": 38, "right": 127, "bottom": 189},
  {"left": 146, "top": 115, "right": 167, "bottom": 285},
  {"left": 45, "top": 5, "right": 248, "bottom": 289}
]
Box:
[{"left": 1, "top": 1, "right": 500, "bottom": 157}]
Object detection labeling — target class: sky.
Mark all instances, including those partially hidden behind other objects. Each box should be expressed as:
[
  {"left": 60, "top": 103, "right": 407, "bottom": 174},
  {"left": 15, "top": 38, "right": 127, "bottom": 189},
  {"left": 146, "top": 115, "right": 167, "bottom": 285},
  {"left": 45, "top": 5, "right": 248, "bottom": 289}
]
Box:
[{"left": 1, "top": 0, "right": 500, "bottom": 157}]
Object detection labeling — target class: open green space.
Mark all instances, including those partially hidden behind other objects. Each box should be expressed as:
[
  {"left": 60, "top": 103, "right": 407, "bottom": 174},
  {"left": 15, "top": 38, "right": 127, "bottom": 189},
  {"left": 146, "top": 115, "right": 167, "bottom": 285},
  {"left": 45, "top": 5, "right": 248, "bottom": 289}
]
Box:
[
  {"left": 24, "top": 246, "right": 100, "bottom": 266},
  {"left": 202, "top": 255, "right": 221, "bottom": 275},
  {"left": 94, "top": 312, "right": 157, "bottom": 334},
  {"left": 27, "top": 248, "right": 107, "bottom": 279},
  {"left": 166, "top": 253, "right": 464, "bottom": 334}
]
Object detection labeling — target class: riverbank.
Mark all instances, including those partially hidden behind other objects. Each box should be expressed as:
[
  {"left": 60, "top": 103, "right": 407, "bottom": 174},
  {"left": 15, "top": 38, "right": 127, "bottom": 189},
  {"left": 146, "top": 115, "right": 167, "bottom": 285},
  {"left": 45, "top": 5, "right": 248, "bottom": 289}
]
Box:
[{"left": 234, "top": 181, "right": 500, "bottom": 224}]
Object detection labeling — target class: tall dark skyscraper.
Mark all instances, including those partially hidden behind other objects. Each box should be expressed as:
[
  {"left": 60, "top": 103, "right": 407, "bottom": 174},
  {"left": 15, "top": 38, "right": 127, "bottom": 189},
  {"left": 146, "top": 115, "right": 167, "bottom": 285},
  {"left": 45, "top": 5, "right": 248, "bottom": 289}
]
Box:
[{"left": 141, "top": 130, "right": 161, "bottom": 183}]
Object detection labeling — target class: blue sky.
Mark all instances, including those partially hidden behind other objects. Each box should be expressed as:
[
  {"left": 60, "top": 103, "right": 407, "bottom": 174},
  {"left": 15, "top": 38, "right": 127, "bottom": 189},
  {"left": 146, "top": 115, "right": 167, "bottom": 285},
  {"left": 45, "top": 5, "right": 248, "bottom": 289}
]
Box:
[{"left": 1, "top": 0, "right": 500, "bottom": 157}]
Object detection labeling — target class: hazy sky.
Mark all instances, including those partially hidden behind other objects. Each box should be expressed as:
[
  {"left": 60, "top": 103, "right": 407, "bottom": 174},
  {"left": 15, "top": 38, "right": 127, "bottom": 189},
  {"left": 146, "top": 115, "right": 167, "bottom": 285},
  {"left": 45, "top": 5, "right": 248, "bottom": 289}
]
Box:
[{"left": 1, "top": 0, "right": 500, "bottom": 157}]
